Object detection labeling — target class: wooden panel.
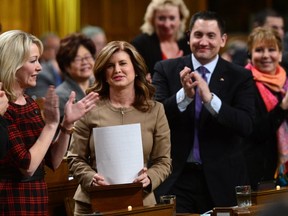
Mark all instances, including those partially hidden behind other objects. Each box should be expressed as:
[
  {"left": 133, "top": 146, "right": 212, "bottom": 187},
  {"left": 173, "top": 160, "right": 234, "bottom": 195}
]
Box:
[
  {"left": 80, "top": 0, "right": 203, "bottom": 42},
  {"left": 45, "top": 158, "right": 78, "bottom": 216},
  {"left": 98, "top": 204, "right": 174, "bottom": 216},
  {"left": 207, "top": 0, "right": 287, "bottom": 33},
  {"left": 80, "top": 0, "right": 151, "bottom": 42},
  {"left": 80, "top": 0, "right": 104, "bottom": 26},
  {"left": 88, "top": 183, "right": 143, "bottom": 212},
  {"left": 47, "top": 180, "right": 78, "bottom": 216},
  {"left": 1, "top": 0, "right": 288, "bottom": 40},
  {"left": 251, "top": 186, "right": 288, "bottom": 205},
  {"left": 187, "top": 0, "right": 207, "bottom": 15},
  {"left": 211, "top": 187, "right": 288, "bottom": 216},
  {"left": 212, "top": 205, "right": 264, "bottom": 216}
]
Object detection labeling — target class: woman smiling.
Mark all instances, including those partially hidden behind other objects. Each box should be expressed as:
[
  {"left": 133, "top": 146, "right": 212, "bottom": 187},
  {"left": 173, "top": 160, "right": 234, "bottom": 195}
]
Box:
[{"left": 244, "top": 27, "right": 288, "bottom": 190}]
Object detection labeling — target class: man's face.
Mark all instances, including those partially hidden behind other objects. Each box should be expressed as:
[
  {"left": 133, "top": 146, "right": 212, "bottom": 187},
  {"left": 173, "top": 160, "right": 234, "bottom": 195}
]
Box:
[
  {"left": 188, "top": 19, "right": 227, "bottom": 65},
  {"left": 264, "top": 16, "right": 285, "bottom": 39}
]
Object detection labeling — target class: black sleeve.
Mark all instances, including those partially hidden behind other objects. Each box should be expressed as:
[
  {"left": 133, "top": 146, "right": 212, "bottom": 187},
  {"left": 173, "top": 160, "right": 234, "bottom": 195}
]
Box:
[{"left": 0, "top": 116, "right": 10, "bottom": 160}]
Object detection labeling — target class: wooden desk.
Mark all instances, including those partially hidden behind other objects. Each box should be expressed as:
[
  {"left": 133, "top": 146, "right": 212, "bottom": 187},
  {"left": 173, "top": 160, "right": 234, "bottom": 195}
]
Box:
[
  {"left": 212, "top": 205, "right": 264, "bottom": 216},
  {"left": 233, "top": 205, "right": 264, "bottom": 216},
  {"left": 90, "top": 204, "right": 175, "bottom": 216},
  {"left": 87, "top": 183, "right": 143, "bottom": 212},
  {"left": 47, "top": 180, "right": 78, "bottom": 216},
  {"left": 45, "top": 158, "right": 78, "bottom": 216},
  {"left": 251, "top": 186, "right": 288, "bottom": 205},
  {"left": 212, "top": 187, "right": 288, "bottom": 215},
  {"left": 176, "top": 214, "right": 199, "bottom": 216},
  {"left": 176, "top": 212, "right": 213, "bottom": 216}
]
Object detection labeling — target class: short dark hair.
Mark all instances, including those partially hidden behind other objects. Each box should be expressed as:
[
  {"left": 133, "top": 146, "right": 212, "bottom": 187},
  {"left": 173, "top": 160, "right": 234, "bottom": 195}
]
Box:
[
  {"left": 56, "top": 33, "right": 96, "bottom": 74},
  {"left": 188, "top": 11, "right": 226, "bottom": 35},
  {"left": 253, "top": 8, "right": 283, "bottom": 27}
]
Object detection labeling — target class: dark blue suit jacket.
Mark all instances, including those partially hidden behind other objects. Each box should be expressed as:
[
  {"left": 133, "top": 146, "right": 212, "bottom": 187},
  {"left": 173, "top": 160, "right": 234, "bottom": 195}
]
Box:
[{"left": 152, "top": 55, "right": 255, "bottom": 207}]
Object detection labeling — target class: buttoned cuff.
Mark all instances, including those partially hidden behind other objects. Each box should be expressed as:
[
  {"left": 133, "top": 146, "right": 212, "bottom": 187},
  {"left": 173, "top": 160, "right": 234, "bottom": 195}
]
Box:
[
  {"left": 177, "top": 88, "right": 193, "bottom": 112},
  {"left": 203, "top": 93, "right": 221, "bottom": 116}
]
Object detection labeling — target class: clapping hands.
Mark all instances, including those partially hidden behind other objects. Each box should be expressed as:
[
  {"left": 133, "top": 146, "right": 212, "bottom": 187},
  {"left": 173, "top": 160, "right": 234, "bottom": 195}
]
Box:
[
  {"left": 0, "top": 82, "right": 8, "bottom": 116},
  {"left": 63, "top": 91, "right": 99, "bottom": 125}
]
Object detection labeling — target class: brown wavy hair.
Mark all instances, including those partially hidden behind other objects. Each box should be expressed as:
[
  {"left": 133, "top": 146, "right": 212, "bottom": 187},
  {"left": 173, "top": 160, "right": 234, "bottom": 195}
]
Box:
[{"left": 86, "top": 41, "right": 155, "bottom": 112}]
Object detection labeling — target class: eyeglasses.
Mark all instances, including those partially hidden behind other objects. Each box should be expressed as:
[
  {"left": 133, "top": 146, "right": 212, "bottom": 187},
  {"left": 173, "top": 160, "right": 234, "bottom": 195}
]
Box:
[{"left": 73, "top": 55, "right": 94, "bottom": 64}]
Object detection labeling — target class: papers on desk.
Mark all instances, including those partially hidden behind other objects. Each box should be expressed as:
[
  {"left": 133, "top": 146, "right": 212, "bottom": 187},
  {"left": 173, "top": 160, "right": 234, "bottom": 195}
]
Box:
[{"left": 93, "top": 123, "right": 144, "bottom": 184}]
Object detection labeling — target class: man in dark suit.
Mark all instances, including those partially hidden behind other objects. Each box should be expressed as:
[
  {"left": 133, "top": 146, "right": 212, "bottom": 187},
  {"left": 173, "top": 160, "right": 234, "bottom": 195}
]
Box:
[{"left": 153, "top": 11, "right": 255, "bottom": 214}]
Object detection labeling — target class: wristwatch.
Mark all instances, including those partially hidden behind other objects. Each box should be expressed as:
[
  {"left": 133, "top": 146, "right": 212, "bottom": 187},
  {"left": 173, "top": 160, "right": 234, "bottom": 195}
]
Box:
[{"left": 60, "top": 124, "right": 74, "bottom": 135}]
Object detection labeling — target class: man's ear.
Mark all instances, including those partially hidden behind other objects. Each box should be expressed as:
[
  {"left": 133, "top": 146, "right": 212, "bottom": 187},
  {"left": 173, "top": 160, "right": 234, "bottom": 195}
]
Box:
[
  {"left": 220, "top": 33, "right": 228, "bottom": 48},
  {"left": 185, "top": 30, "right": 191, "bottom": 44}
]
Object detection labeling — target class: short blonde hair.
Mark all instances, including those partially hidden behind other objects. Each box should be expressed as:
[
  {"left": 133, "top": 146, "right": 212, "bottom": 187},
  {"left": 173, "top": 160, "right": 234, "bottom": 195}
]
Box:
[
  {"left": 140, "top": 0, "right": 190, "bottom": 40},
  {"left": 247, "top": 27, "right": 283, "bottom": 54},
  {"left": 0, "top": 30, "right": 43, "bottom": 101}
]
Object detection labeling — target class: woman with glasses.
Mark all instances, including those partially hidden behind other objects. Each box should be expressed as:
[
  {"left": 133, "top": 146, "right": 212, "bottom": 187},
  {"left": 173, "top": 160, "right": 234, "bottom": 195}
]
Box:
[{"left": 56, "top": 33, "right": 96, "bottom": 117}]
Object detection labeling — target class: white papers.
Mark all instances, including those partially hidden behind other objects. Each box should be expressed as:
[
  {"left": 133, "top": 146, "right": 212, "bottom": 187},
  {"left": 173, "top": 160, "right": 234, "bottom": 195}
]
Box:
[{"left": 93, "top": 123, "right": 144, "bottom": 184}]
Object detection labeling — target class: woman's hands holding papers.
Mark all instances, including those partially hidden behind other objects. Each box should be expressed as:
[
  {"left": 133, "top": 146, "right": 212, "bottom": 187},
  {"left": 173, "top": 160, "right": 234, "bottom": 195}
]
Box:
[
  {"left": 92, "top": 173, "right": 109, "bottom": 186},
  {"left": 133, "top": 167, "right": 151, "bottom": 188},
  {"left": 91, "top": 167, "right": 151, "bottom": 188}
]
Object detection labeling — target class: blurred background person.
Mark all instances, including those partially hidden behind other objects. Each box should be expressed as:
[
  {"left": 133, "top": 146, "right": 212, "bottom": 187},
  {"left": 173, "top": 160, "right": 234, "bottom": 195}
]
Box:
[
  {"left": 56, "top": 33, "right": 96, "bottom": 118},
  {"left": 252, "top": 8, "right": 285, "bottom": 41},
  {"left": 244, "top": 27, "right": 288, "bottom": 190},
  {"left": 131, "top": 0, "right": 190, "bottom": 81},
  {"left": 26, "top": 32, "right": 62, "bottom": 99},
  {"left": 67, "top": 41, "right": 171, "bottom": 215},
  {"left": 284, "top": 32, "right": 288, "bottom": 54},
  {"left": 221, "top": 39, "right": 248, "bottom": 66},
  {"left": 252, "top": 8, "right": 288, "bottom": 72},
  {"left": 81, "top": 25, "right": 107, "bottom": 58}
]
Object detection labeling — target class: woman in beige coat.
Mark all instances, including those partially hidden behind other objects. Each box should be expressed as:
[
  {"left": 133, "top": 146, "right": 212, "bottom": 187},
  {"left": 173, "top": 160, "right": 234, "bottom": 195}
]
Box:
[{"left": 67, "top": 41, "right": 171, "bottom": 215}]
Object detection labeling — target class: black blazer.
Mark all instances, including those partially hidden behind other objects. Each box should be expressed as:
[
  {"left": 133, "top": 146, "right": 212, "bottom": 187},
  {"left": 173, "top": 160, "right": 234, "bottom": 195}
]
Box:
[
  {"left": 0, "top": 116, "right": 10, "bottom": 160},
  {"left": 131, "top": 33, "right": 190, "bottom": 77},
  {"left": 281, "top": 51, "right": 288, "bottom": 74},
  {"left": 152, "top": 55, "right": 255, "bottom": 207},
  {"left": 243, "top": 83, "right": 288, "bottom": 190}
]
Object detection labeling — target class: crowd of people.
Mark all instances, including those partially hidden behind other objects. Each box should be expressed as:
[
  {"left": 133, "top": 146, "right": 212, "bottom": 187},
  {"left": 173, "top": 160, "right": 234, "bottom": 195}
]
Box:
[{"left": 1, "top": 0, "right": 288, "bottom": 215}]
